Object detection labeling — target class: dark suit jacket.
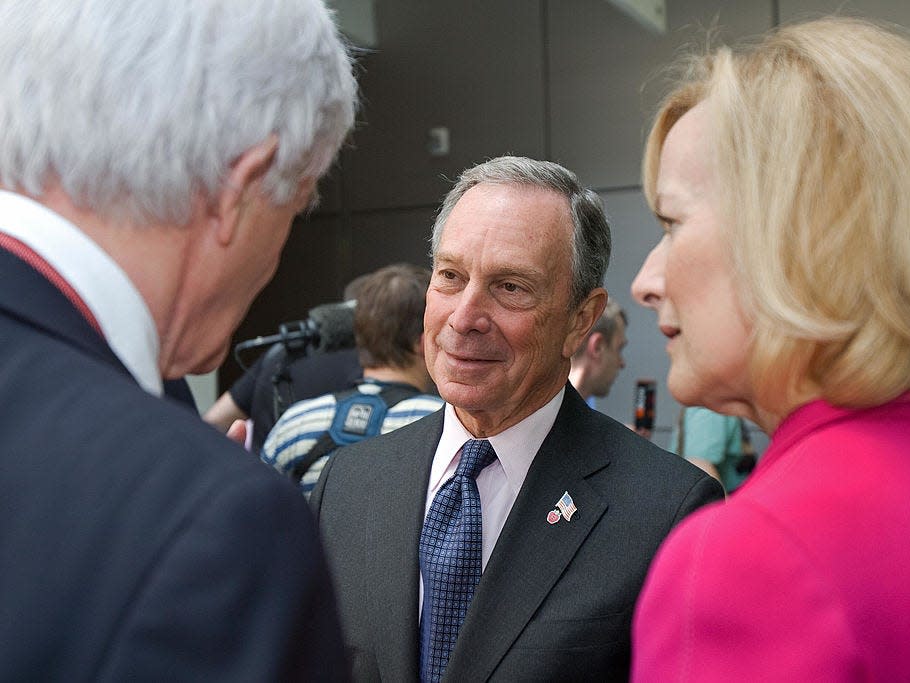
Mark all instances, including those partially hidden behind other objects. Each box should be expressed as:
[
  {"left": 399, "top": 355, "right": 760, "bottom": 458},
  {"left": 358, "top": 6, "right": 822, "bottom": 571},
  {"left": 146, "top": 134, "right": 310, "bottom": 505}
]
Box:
[
  {"left": 311, "top": 385, "right": 724, "bottom": 681},
  {"left": 0, "top": 248, "right": 348, "bottom": 681}
]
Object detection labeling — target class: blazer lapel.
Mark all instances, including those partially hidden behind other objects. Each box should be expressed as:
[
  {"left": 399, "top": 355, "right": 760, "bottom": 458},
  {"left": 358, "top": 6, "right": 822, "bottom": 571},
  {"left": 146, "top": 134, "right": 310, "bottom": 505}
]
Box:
[
  {"left": 444, "top": 388, "right": 611, "bottom": 681},
  {"left": 0, "top": 247, "right": 128, "bottom": 376},
  {"left": 367, "top": 411, "right": 443, "bottom": 681}
]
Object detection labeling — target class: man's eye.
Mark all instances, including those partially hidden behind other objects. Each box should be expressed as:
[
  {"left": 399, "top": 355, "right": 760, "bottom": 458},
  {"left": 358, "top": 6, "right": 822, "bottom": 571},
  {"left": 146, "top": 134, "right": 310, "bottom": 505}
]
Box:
[{"left": 503, "top": 282, "right": 518, "bottom": 292}]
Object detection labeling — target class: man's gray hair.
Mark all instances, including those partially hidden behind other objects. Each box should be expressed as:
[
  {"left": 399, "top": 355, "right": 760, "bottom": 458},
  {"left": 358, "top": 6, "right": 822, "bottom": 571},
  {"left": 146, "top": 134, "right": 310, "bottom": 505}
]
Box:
[
  {"left": 430, "top": 156, "right": 611, "bottom": 308},
  {"left": 0, "top": 0, "right": 357, "bottom": 224}
]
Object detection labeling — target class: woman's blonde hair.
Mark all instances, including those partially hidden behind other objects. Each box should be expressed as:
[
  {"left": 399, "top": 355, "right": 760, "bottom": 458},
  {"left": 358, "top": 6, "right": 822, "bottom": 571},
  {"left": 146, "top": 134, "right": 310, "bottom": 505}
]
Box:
[{"left": 644, "top": 16, "right": 910, "bottom": 410}]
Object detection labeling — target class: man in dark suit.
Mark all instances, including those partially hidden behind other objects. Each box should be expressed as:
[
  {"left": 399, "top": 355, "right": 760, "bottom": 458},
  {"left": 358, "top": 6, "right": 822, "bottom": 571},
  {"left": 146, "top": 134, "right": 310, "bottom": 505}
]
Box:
[
  {"left": 311, "top": 156, "right": 724, "bottom": 681},
  {"left": 0, "top": 1, "right": 356, "bottom": 680}
]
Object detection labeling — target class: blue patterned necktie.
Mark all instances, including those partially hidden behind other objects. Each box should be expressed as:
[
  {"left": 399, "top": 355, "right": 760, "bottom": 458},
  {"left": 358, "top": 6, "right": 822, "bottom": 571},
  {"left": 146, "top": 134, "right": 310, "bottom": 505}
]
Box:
[{"left": 419, "top": 438, "right": 497, "bottom": 682}]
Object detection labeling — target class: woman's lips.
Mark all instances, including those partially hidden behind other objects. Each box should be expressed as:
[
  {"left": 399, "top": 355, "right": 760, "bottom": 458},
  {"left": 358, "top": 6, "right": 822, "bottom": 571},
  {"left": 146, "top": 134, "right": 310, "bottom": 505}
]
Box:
[
  {"left": 658, "top": 324, "right": 680, "bottom": 353},
  {"left": 659, "top": 324, "right": 680, "bottom": 339}
]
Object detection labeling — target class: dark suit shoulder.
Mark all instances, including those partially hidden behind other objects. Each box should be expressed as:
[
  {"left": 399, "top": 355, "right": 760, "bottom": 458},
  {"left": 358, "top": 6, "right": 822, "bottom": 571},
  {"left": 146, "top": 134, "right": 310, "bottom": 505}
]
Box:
[
  {"left": 0, "top": 317, "right": 347, "bottom": 681},
  {"left": 329, "top": 407, "right": 443, "bottom": 459},
  {"left": 310, "top": 408, "right": 441, "bottom": 515},
  {"left": 563, "top": 393, "right": 716, "bottom": 479},
  {"left": 548, "top": 391, "right": 724, "bottom": 525}
]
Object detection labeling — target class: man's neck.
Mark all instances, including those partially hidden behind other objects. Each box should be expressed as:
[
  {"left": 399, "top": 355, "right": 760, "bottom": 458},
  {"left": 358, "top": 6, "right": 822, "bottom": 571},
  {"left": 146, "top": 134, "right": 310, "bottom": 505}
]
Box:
[
  {"left": 363, "top": 364, "right": 428, "bottom": 392},
  {"left": 35, "top": 183, "right": 209, "bottom": 379}
]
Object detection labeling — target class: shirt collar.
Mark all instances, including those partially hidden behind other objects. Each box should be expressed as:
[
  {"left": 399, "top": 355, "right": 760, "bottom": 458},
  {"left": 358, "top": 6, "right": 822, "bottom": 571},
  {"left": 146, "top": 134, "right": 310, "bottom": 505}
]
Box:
[
  {"left": 432, "top": 386, "right": 566, "bottom": 495},
  {"left": 0, "top": 191, "right": 162, "bottom": 396}
]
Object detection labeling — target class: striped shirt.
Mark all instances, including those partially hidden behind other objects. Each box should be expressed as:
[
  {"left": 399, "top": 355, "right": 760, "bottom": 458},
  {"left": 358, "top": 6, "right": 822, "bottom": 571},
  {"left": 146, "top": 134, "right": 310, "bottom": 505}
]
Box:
[{"left": 261, "top": 380, "right": 444, "bottom": 496}]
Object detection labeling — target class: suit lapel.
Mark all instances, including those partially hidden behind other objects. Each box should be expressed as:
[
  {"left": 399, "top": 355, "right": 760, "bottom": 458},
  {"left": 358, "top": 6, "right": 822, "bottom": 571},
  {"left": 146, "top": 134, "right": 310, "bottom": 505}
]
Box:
[
  {"left": 368, "top": 411, "right": 443, "bottom": 681},
  {"left": 0, "top": 247, "right": 128, "bottom": 376},
  {"left": 445, "top": 388, "right": 611, "bottom": 681}
]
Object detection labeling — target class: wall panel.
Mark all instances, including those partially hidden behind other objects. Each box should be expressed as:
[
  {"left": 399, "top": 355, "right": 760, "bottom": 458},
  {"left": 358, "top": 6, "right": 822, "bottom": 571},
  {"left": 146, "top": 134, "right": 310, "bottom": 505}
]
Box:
[
  {"left": 342, "top": 0, "right": 548, "bottom": 212},
  {"left": 780, "top": 0, "right": 910, "bottom": 25},
  {"left": 548, "top": 0, "right": 773, "bottom": 190}
]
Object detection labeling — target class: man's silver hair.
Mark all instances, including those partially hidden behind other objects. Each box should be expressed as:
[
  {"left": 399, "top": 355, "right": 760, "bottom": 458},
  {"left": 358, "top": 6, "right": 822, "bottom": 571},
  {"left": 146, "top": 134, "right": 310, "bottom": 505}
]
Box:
[
  {"left": 430, "top": 156, "right": 611, "bottom": 308},
  {"left": 0, "top": 0, "right": 357, "bottom": 224}
]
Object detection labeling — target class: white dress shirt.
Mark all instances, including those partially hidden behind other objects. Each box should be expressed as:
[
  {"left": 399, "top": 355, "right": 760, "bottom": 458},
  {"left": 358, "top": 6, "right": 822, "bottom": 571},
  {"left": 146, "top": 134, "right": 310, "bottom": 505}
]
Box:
[
  {"left": 419, "top": 386, "right": 565, "bottom": 613},
  {"left": 0, "top": 191, "right": 162, "bottom": 396}
]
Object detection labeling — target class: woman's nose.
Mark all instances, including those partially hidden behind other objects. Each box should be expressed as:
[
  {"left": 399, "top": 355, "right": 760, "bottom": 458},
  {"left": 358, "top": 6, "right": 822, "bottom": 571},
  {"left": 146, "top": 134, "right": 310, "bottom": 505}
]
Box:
[{"left": 631, "top": 238, "right": 667, "bottom": 310}]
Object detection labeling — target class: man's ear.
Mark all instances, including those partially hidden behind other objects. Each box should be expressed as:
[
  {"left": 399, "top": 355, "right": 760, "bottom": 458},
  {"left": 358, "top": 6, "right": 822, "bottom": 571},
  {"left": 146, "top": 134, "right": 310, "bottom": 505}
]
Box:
[
  {"left": 213, "top": 134, "right": 279, "bottom": 246},
  {"left": 563, "top": 287, "right": 607, "bottom": 358}
]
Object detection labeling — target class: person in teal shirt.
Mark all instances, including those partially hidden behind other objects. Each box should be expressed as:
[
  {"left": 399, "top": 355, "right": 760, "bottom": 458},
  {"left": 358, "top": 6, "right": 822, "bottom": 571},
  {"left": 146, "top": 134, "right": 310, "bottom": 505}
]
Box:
[{"left": 669, "top": 407, "right": 755, "bottom": 493}]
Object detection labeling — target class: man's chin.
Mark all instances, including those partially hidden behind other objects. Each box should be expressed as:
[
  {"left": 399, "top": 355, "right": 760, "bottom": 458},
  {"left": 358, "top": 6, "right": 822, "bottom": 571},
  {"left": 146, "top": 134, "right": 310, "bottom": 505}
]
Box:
[
  {"left": 165, "top": 344, "right": 229, "bottom": 379},
  {"left": 437, "top": 381, "right": 492, "bottom": 410},
  {"left": 200, "top": 344, "right": 231, "bottom": 374}
]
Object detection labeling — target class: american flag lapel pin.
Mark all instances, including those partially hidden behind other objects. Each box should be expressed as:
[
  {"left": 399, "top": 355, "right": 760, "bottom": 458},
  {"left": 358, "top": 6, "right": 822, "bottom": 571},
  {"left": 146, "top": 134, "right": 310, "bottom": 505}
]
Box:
[
  {"left": 556, "top": 491, "right": 577, "bottom": 521},
  {"left": 547, "top": 491, "right": 577, "bottom": 524}
]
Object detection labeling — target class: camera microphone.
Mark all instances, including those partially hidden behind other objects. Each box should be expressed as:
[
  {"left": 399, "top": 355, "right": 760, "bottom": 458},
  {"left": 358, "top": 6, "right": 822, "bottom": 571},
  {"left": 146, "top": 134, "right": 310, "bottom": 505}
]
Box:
[
  {"left": 308, "top": 300, "right": 356, "bottom": 352},
  {"left": 233, "top": 300, "right": 356, "bottom": 364}
]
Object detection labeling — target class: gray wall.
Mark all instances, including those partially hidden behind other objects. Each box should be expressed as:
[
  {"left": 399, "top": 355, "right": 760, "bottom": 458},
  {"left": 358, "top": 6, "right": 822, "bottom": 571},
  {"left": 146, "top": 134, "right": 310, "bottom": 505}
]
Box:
[{"left": 223, "top": 0, "right": 909, "bottom": 447}]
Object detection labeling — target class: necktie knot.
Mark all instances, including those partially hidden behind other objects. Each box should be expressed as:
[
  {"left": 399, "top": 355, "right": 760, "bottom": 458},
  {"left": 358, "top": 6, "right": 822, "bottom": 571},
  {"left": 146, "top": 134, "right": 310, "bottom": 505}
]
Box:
[{"left": 455, "top": 439, "right": 496, "bottom": 481}]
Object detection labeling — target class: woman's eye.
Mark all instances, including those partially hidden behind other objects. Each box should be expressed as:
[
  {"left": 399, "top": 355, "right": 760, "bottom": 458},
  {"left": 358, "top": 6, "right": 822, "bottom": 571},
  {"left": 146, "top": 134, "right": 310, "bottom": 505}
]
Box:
[{"left": 656, "top": 213, "right": 676, "bottom": 234}]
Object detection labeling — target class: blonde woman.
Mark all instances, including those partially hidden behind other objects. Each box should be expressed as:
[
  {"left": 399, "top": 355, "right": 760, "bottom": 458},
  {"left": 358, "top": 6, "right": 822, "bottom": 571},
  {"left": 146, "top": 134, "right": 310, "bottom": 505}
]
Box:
[{"left": 631, "top": 17, "right": 910, "bottom": 680}]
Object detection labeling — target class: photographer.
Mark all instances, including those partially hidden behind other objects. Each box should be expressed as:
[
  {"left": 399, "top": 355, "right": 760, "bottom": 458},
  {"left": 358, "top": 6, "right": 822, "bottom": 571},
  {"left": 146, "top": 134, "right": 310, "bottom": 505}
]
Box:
[
  {"left": 205, "top": 276, "right": 370, "bottom": 451},
  {"left": 205, "top": 333, "right": 361, "bottom": 453}
]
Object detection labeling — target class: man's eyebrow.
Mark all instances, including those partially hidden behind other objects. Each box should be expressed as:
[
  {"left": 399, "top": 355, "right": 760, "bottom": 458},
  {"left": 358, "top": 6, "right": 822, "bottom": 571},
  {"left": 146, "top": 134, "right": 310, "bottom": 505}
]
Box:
[
  {"left": 433, "top": 251, "right": 459, "bottom": 266},
  {"left": 495, "top": 264, "right": 545, "bottom": 281},
  {"left": 434, "top": 254, "right": 543, "bottom": 280}
]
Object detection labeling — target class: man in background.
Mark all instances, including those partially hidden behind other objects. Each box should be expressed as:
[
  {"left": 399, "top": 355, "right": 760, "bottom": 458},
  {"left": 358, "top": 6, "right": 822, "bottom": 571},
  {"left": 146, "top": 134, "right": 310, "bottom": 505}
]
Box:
[
  {"left": 568, "top": 298, "right": 627, "bottom": 405},
  {"left": 0, "top": 1, "right": 356, "bottom": 679},
  {"left": 262, "top": 263, "right": 443, "bottom": 496}
]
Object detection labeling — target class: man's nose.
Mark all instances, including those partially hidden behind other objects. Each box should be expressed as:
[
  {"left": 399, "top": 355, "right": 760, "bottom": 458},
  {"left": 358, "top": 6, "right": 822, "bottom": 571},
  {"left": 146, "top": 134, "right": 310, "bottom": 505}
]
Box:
[{"left": 449, "top": 281, "right": 492, "bottom": 334}]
